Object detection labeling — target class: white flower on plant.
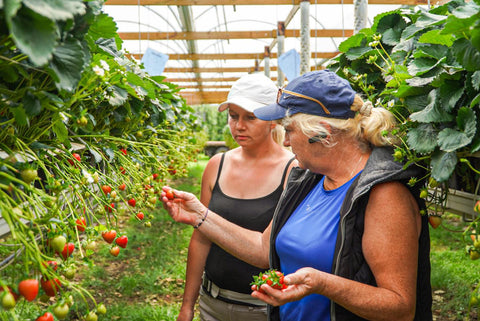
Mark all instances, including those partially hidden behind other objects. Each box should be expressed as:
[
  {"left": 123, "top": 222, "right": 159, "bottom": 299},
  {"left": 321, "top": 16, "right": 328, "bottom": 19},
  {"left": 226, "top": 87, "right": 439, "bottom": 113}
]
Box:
[
  {"left": 82, "top": 169, "right": 94, "bottom": 184},
  {"left": 93, "top": 65, "right": 105, "bottom": 77},
  {"left": 60, "top": 112, "right": 69, "bottom": 123},
  {"left": 100, "top": 60, "right": 110, "bottom": 71},
  {"left": 388, "top": 100, "right": 395, "bottom": 108}
]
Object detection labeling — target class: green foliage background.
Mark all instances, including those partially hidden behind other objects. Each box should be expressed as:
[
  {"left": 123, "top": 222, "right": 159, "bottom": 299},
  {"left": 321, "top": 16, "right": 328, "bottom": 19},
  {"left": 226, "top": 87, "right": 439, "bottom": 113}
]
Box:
[{"left": 329, "top": 0, "right": 480, "bottom": 186}]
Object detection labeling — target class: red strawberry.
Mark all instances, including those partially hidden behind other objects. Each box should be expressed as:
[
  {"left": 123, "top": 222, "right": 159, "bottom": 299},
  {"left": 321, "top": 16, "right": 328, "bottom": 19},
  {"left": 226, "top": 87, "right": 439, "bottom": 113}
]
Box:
[
  {"left": 152, "top": 173, "right": 159, "bottom": 180},
  {"left": 43, "top": 260, "right": 58, "bottom": 271},
  {"left": 127, "top": 198, "right": 136, "bottom": 207},
  {"left": 67, "top": 153, "right": 81, "bottom": 166},
  {"left": 120, "top": 148, "right": 127, "bottom": 155},
  {"left": 428, "top": 215, "right": 442, "bottom": 229},
  {"left": 102, "top": 230, "right": 117, "bottom": 244},
  {"left": 60, "top": 243, "right": 75, "bottom": 260},
  {"left": 18, "top": 279, "right": 39, "bottom": 302},
  {"left": 76, "top": 216, "right": 86, "bottom": 232},
  {"left": 115, "top": 235, "right": 128, "bottom": 248},
  {"left": 110, "top": 246, "right": 120, "bottom": 257},
  {"left": 101, "top": 185, "right": 112, "bottom": 195},
  {"left": 119, "top": 183, "right": 126, "bottom": 191},
  {"left": 36, "top": 312, "right": 54, "bottom": 321},
  {"left": 105, "top": 203, "right": 115, "bottom": 212},
  {"left": 40, "top": 277, "right": 61, "bottom": 297},
  {"left": 136, "top": 212, "right": 145, "bottom": 220}
]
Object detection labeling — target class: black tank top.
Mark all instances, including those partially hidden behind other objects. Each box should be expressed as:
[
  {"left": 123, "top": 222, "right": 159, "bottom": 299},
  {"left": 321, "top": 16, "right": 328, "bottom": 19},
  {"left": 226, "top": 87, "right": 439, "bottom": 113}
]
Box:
[{"left": 204, "top": 153, "right": 295, "bottom": 293}]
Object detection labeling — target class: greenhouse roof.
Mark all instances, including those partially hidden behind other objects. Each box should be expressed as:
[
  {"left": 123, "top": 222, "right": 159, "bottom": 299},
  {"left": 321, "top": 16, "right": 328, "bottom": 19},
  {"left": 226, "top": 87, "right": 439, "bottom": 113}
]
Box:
[{"left": 102, "top": 0, "right": 435, "bottom": 105}]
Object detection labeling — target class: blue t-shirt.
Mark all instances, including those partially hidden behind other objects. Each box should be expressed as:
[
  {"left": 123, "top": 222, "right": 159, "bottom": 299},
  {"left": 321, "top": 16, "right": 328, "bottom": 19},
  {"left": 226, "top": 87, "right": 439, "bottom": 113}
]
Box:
[{"left": 275, "top": 172, "right": 361, "bottom": 321}]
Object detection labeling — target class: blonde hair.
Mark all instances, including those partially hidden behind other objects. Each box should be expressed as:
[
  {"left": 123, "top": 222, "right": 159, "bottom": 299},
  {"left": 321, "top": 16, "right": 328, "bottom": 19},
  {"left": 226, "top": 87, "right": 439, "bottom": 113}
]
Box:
[
  {"left": 281, "top": 95, "right": 399, "bottom": 151},
  {"left": 271, "top": 123, "right": 285, "bottom": 146}
]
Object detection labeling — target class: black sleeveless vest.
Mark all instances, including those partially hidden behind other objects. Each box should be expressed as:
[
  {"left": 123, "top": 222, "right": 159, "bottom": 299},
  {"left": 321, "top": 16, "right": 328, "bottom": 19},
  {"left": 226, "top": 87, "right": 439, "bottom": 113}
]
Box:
[{"left": 205, "top": 154, "right": 294, "bottom": 293}]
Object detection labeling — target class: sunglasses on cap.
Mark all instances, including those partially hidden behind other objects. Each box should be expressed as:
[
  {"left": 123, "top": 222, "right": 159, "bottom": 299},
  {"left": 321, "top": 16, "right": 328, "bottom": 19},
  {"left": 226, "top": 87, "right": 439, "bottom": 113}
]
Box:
[{"left": 277, "top": 87, "right": 331, "bottom": 115}]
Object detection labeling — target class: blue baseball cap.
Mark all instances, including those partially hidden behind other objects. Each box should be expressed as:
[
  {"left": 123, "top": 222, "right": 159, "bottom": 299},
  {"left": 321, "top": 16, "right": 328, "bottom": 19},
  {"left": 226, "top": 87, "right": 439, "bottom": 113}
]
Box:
[{"left": 254, "top": 70, "right": 356, "bottom": 121}]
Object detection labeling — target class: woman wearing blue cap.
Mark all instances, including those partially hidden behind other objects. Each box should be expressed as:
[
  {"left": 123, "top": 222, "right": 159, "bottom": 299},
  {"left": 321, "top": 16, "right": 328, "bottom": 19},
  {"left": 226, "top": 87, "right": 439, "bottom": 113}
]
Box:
[{"left": 163, "top": 70, "right": 432, "bottom": 321}]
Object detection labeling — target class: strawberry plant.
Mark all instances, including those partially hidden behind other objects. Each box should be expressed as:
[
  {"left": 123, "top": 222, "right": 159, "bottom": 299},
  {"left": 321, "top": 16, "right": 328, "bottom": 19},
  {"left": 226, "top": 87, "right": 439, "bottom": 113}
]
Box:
[
  {"left": 0, "top": 0, "right": 205, "bottom": 319},
  {"left": 330, "top": 0, "right": 480, "bottom": 186}
]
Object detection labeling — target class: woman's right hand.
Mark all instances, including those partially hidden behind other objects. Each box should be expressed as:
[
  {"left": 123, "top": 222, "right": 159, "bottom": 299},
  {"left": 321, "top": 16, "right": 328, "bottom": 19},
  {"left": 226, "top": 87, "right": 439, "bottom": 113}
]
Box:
[
  {"left": 161, "top": 186, "right": 206, "bottom": 227},
  {"left": 177, "top": 306, "right": 195, "bottom": 321}
]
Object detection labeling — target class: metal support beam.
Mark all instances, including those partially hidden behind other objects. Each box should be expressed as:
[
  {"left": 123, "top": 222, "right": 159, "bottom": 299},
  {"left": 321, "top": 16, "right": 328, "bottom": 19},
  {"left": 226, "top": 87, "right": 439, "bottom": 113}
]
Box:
[
  {"left": 354, "top": 0, "right": 368, "bottom": 33},
  {"left": 300, "top": 0, "right": 310, "bottom": 75},
  {"left": 264, "top": 46, "right": 271, "bottom": 77},
  {"left": 177, "top": 6, "right": 203, "bottom": 91},
  {"left": 277, "top": 21, "right": 285, "bottom": 87}
]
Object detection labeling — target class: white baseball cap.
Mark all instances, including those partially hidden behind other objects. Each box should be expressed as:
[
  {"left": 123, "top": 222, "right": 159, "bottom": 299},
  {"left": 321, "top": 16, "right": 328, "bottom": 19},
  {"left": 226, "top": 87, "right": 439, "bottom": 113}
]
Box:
[{"left": 218, "top": 73, "right": 278, "bottom": 113}]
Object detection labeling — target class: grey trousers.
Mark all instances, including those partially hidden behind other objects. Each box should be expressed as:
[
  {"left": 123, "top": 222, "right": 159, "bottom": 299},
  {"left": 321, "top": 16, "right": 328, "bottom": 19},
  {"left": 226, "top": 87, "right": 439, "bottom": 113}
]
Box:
[{"left": 199, "top": 288, "right": 268, "bottom": 321}]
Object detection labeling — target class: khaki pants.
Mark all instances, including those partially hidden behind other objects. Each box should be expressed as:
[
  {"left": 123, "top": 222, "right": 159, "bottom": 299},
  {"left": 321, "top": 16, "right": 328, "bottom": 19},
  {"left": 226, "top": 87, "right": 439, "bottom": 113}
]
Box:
[{"left": 199, "top": 287, "right": 268, "bottom": 321}]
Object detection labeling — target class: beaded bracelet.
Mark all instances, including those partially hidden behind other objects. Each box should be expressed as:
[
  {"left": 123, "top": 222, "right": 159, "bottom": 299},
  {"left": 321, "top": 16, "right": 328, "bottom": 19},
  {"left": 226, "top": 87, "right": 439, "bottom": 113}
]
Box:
[{"left": 193, "top": 208, "right": 209, "bottom": 229}]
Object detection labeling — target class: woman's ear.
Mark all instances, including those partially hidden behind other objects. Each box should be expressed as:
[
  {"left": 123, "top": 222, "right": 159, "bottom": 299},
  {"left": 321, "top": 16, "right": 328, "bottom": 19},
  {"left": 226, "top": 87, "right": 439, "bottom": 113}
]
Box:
[{"left": 270, "top": 121, "right": 276, "bottom": 130}]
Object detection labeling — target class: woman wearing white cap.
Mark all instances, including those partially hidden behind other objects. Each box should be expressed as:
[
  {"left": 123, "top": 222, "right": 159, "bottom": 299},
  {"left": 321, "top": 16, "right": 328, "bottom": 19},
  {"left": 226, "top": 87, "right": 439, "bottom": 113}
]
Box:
[
  {"left": 177, "top": 73, "right": 296, "bottom": 321},
  {"left": 165, "top": 70, "right": 432, "bottom": 321}
]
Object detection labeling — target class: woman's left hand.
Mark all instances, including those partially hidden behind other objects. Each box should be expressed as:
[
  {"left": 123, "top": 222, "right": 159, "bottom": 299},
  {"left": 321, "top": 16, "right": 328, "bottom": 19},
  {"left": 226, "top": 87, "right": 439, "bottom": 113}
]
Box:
[{"left": 251, "top": 267, "right": 321, "bottom": 306}]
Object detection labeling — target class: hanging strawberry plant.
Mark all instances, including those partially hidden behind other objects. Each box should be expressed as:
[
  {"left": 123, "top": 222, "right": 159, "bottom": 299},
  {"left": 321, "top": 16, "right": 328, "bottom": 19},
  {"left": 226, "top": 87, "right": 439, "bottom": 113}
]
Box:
[
  {"left": 330, "top": 0, "right": 480, "bottom": 184},
  {"left": 0, "top": 0, "right": 204, "bottom": 319}
]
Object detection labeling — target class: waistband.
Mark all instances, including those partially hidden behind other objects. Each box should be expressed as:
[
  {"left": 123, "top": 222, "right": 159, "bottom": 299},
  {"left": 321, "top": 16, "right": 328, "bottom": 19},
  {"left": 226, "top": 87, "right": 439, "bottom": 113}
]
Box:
[{"left": 202, "top": 273, "right": 266, "bottom": 307}]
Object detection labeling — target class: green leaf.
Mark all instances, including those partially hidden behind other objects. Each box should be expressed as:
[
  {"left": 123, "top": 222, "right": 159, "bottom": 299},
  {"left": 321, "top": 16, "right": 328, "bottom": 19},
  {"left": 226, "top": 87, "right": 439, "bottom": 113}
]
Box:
[
  {"left": 338, "top": 33, "right": 365, "bottom": 53},
  {"left": 392, "top": 38, "right": 414, "bottom": 53},
  {"left": 407, "top": 124, "right": 438, "bottom": 154},
  {"left": 382, "top": 26, "right": 403, "bottom": 46},
  {"left": 471, "top": 93, "right": 480, "bottom": 108},
  {"left": 89, "top": 148, "right": 102, "bottom": 163},
  {"left": 108, "top": 86, "right": 128, "bottom": 106},
  {"left": 439, "top": 81, "right": 464, "bottom": 113},
  {"left": 438, "top": 128, "right": 472, "bottom": 152},
  {"left": 442, "top": 14, "right": 478, "bottom": 37},
  {"left": 95, "top": 38, "right": 120, "bottom": 57},
  {"left": 451, "top": 1, "right": 480, "bottom": 19},
  {"left": 418, "top": 29, "right": 454, "bottom": 47},
  {"left": 30, "top": 142, "right": 55, "bottom": 150},
  {"left": 406, "top": 75, "right": 435, "bottom": 87},
  {"left": 407, "top": 57, "right": 445, "bottom": 76},
  {"left": 451, "top": 38, "right": 480, "bottom": 72},
  {"left": 104, "top": 148, "right": 115, "bottom": 162},
  {"left": 415, "top": 12, "right": 447, "bottom": 28},
  {"left": 437, "top": 107, "right": 476, "bottom": 152},
  {"left": 88, "top": 13, "right": 118, "bottom": 41},
  {"left": 431, "top": 150, "right": 457, "bottom": 182},
  {"left": 471, "top": 70, "right": 480, "bottom": 91},
  {"left": 457, "top": 107, "right": 476, "bottom": 136},
  {"left": 3, "top": 0, "right": 21, "bottom": 19},
  {"left": 10, "top": 106, "right": 28, "bottom": 126},
  {"left": 404, "top": 94, "right": 430, "bottom": 112},
  {"left": 8, "top": 6, "right": 57, "bottom": 66},
  {"left": 23, "top": 91, "right": 42, "bottom": 116},
  {"left": 472, "top": 26, "right": 480, "bottom": 51},
  {"left": 52, "top": 113, "right": 68, "bottom": 143},
  {"left": 23, "top": 0, "right": 85, "bottom": 21},
  {"left": 375, "top": 11, "right": 404, "bottom": 34},
  {"left": 345, "top": 46, "right": 374, "bottom": 61},
  {"left": 49, "top": 39, "right": 86, "bottom": 91},
  {"left": 410, "top": 90, "right": 454, "bottom": 123},
  {"left": 402, "top": 24, "right": 424, "bottom": 39},
  {"left": 413, "top": 44, "right": 449, "bottom": 60}
]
